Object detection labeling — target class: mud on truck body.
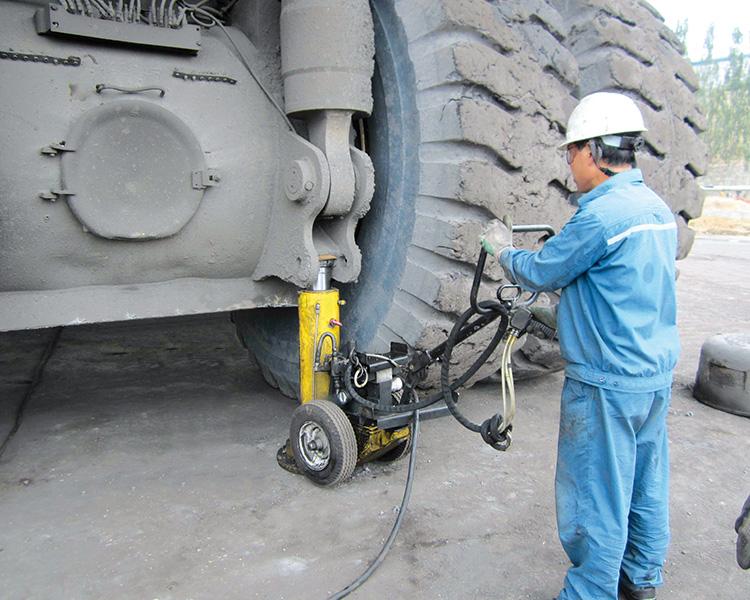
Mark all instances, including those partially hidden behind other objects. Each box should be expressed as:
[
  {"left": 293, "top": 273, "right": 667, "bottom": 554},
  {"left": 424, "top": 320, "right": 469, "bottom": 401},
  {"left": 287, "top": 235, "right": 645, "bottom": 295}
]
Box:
[{"left": 0, "top": 0, "right": 706, "bottom": 395}]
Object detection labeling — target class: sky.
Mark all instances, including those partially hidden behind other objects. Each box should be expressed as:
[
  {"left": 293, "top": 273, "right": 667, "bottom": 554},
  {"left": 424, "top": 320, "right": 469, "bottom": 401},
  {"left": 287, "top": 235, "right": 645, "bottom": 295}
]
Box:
[{"left": 648, "top": 0, "right": 750, "bottom": 62}]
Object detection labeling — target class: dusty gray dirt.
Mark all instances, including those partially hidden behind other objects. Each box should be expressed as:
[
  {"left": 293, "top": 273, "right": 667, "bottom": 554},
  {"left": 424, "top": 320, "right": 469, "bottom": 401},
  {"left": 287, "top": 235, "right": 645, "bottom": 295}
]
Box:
[{"left": 0, "top": 236, "right": 748, "bottom": 599}]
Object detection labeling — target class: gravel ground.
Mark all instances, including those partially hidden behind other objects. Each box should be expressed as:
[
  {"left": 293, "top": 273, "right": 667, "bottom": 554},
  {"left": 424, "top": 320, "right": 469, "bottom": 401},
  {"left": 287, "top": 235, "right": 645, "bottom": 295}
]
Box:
[{"left": 0, "top": 235, "right": 748, "bottom": 599}]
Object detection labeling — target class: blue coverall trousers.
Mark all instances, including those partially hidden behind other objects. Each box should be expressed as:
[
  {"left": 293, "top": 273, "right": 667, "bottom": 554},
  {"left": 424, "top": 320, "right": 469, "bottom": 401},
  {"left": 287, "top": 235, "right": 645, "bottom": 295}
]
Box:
[{"left": 556, "top": 377, "right": 671, "bottom": 600}]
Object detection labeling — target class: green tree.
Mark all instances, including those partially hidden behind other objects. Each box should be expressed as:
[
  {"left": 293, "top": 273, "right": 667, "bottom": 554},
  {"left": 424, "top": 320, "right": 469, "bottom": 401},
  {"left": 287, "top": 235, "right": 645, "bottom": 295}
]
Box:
[
  {"left": 695, "top": 27, "right": 750, "bottom": 164},
  {"left": 674, "top": 19, "right": 688, "bottom": 55}
]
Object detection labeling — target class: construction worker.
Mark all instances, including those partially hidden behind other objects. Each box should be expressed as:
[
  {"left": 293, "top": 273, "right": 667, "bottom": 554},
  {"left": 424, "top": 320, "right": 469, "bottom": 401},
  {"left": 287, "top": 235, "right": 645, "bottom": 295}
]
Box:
[{"left": 483, "top": 92, "right": 679, "bottom": 600}]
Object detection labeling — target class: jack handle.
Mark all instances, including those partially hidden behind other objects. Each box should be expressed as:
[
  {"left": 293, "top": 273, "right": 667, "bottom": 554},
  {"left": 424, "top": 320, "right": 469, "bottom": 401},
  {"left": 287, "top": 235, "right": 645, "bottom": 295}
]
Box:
[
  {"left": 511, "top": 224, "right": 556, "bottom": 238},
  {"left": 469, "top": 247, "right": 505, "bottom": 315},
  {"left": 470, "top": 224, "right": 556, "bottom": 315}
]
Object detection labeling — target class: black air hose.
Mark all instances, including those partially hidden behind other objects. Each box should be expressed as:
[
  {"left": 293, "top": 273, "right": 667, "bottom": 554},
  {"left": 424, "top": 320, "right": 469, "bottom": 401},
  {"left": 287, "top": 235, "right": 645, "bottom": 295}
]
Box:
[
  {"left": 440, "top": 305, "right": 509, "bottom": 433},
  {"left": 343, "top": 302, "right": 508, "bottom": 414}
]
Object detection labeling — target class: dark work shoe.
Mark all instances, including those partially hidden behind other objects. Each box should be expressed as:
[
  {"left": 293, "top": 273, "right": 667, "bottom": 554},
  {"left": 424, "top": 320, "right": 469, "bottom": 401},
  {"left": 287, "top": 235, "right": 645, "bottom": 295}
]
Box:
[{"left": 618, "top": 578, "right": 656, "bottom": 600}]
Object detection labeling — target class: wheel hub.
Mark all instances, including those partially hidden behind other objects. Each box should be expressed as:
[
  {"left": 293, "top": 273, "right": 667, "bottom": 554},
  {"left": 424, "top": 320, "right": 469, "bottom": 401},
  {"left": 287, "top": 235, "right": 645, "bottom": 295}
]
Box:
[{"left": 298, "top": 420, "right": 331, "bottom": 471}]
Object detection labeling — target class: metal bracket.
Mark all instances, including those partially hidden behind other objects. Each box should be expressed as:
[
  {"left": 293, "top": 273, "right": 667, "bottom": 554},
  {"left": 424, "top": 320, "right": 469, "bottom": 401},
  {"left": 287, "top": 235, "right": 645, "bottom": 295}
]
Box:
[
  {"left": 307, "top": 110, "right": 356, "bottom": 217},
  {"left": 39, "top": 189, "right": 75, "bottom": 202},
  {"left": 173, "top": 70, "right": 237, "bottom": 85},
  {"left": 0, "top": 49, "right": 80, "bottom": 66},
  {"left": 191, "top": 169, "right": 220, "bottom": 190},
  {"left": 253, "top": 131, "right": 331, "bottom": 288},
  {"left": 41, "top": 142, "right": 76, "bottom": 156},
  {"left": 34, "top": 5, "right": 202, "bottom": 54},
  {"left": 313, "top": 146, "right": 374, "bottom": 283}
]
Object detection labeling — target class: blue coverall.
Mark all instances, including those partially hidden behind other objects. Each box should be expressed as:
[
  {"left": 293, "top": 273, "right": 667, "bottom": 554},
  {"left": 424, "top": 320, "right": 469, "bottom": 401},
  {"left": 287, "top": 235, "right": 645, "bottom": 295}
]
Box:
[{"left": 500, "top": 169, "right": 679, "bottom": 599}]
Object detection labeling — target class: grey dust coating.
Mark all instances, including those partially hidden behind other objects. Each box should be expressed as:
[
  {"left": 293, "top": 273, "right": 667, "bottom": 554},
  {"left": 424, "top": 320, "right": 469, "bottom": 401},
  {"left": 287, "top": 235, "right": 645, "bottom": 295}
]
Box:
[
  {"left": 235, "top": 0, "right": 710, "bottom": 398},
  {"left": 0, "top": 0, "right": 375, "bottom": 330},
  {"left": 0, "top": 0, "right": 705, "bottom": 373},
  {"left": 0, "top": 236, "right": 747, "bottom": 599}
]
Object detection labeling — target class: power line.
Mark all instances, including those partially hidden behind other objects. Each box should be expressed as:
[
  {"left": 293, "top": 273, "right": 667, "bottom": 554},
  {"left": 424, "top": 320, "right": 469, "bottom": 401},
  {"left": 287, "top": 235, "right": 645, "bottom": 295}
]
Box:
[{"left": 692, "top": 53, "right": 750, "bottom": 66}]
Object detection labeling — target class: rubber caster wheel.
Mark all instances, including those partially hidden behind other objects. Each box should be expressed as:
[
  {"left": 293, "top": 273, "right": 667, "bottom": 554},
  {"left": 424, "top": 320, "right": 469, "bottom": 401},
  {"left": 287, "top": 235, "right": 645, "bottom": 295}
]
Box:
[{"left": 290, "top": 399, "right": 358, "bottom": 486}]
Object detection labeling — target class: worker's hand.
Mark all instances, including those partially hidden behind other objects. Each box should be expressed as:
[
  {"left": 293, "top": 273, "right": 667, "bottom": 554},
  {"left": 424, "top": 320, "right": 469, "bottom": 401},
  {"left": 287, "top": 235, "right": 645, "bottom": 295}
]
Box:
[
  {"left": 501, "top": 213, "right": 513, "bottom": 232},
  {"left": 736, "top": 494, "right": 750, "bottom": 569},
  {"left": 480, "top": 218, "right": 513, "bottom": 259}
]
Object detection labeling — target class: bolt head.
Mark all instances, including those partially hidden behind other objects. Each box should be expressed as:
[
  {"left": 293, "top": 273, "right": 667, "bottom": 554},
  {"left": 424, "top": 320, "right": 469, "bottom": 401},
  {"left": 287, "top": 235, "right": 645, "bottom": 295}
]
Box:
[{"left": 284, "top": 159, "right": 316, "bottom": 203}]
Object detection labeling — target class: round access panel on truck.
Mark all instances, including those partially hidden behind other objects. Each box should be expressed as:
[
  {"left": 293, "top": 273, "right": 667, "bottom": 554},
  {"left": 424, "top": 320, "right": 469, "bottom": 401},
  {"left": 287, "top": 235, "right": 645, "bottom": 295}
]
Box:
[
  {"left": 61, "top": 98, "right": 207, "bottom": 240},
  {"left": 694, "top": 334, "right": 750, "bottom": 417}
]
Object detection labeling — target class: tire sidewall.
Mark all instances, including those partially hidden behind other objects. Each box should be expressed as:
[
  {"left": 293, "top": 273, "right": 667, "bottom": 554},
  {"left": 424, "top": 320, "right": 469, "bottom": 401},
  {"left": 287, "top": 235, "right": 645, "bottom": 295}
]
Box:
[{"left": 340, "top": 0, "right": 420, "bottom": 352}]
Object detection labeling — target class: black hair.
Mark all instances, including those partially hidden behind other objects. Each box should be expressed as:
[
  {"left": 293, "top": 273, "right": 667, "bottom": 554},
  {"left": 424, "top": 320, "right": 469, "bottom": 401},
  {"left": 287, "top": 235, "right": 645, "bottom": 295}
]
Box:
[{"left": 597, "top": 143, "right": 636, "bottom": 167}]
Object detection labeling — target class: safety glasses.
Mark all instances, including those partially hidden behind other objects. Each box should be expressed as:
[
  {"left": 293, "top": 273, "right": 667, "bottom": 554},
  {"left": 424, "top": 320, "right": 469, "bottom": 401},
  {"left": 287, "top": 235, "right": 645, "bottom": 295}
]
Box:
[{"left": 565, "top": 144, "right": 577, "bottom": 165}]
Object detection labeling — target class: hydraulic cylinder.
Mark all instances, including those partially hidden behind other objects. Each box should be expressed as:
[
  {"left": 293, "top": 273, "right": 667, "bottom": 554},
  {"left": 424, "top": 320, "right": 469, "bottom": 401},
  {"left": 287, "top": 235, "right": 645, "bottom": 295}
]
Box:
[{"left": 298, "top": 257, "right": 340, "bottom": 403}]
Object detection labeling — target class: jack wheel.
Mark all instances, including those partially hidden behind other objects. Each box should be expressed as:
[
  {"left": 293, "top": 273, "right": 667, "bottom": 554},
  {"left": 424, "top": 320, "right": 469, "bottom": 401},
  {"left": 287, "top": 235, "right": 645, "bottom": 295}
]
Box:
[{"left": 290, "top": 400, "right": 358, "bottom": 486}]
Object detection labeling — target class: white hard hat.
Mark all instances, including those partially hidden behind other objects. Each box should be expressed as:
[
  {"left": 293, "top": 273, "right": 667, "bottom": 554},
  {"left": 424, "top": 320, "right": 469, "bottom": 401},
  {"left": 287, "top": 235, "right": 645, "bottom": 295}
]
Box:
[{"left": 559, "top": 92, "right": 647, "bottom": 149}]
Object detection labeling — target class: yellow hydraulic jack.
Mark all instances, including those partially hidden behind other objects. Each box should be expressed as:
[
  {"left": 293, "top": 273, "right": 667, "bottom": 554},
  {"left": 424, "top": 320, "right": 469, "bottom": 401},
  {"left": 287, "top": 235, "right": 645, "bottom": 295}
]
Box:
[
  {"left": 277, "top": 256, "right": 410, "bottom": 486},
  {"left": 298, "top": 255, "right": 341, "bottom": 404}
]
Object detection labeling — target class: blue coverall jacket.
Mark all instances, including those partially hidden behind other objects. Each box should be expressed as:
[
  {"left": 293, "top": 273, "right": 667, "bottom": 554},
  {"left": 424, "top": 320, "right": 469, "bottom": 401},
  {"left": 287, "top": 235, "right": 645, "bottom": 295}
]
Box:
[{"left": 500, "top": 168, "right": 679, "bottom": 599}]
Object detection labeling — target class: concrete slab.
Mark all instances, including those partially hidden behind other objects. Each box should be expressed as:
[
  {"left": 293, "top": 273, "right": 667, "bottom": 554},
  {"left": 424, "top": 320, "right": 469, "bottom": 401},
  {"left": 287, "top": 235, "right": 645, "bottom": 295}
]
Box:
[{"left": 0, "top": 236, "right": 748, "bottom": 599}]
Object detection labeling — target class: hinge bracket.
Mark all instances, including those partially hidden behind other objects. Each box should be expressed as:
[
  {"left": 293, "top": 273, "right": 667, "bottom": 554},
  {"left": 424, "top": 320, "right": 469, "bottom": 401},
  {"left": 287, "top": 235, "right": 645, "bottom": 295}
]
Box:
[
  {"left": 191, "top": 169, "right": 220, "bottom": 190},
  {"left": 41, "top": 141, "right": 76, "bottom": 156},
  {"left": 39, "top": 189, "right": 75, "bottom": 202}
]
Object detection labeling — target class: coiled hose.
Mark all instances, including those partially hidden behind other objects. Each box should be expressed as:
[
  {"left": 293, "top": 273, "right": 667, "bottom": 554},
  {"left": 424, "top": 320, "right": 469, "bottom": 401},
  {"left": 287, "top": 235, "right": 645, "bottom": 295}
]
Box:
[
  {"left": 342, "top": 301, "right": 509, "bottom": 415},
  {"left": 439, "top": 303, "right": 515, "bottom": 451}
]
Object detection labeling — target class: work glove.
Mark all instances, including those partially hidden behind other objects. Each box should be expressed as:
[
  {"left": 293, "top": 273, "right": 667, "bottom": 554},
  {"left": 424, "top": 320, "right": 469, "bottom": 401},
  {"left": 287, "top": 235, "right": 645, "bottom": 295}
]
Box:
[
  {"left": 736, "top": 494, "right": 750, "bottom": 569},
  {"left": 530, "top": 304, "right": 558, "bottom": 330},
  {"left": 480, "top": 216, "right": 513, "bottom": 259}
]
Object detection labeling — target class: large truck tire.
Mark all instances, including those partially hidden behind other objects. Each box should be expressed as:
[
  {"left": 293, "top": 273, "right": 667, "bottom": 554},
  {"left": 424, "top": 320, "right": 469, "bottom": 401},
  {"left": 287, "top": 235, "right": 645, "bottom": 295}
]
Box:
[
  {"left": 234, "top": 0, "right": 580, "bottom": 398},
  {"left": 550, "top": 0, "right": 709, "bottom": 259}
]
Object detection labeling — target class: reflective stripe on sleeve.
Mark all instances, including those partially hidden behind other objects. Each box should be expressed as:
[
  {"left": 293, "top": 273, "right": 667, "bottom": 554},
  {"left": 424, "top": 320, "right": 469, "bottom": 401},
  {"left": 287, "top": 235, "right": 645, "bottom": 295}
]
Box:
[{"left": 606, "top": 222, "right": 677, "bottom": 246}]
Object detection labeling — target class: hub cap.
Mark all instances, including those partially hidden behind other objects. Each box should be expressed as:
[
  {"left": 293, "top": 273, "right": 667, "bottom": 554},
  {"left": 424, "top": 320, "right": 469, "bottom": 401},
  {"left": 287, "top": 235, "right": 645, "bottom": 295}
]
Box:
[{"left": 298, "top": 421, "right": 331, "bottom": 471}]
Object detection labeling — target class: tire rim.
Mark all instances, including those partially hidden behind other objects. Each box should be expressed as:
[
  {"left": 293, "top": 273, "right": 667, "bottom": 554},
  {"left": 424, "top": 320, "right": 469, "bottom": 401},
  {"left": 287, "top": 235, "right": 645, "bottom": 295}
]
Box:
[{"left": 298, "top": 421, "right": 331, "bottom": 471}]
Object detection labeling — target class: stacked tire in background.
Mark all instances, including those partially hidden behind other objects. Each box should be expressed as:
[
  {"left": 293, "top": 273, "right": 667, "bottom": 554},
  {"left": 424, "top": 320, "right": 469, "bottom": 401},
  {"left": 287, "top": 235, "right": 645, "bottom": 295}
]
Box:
[{"left": 236, "top": 0, "right": 707, "bottom": 397}]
